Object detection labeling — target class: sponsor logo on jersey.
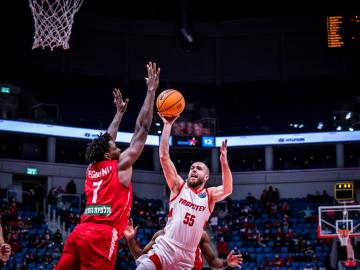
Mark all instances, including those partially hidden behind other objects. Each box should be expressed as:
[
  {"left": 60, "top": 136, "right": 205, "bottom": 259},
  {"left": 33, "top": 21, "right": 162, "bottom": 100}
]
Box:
[
  {"left": 198, "top": 192, "right": 207, "bottom": 198},
  {"left": 84, "top": 205, "right": 112, "bottom": 216},
  {"left": 179, "top": 198, "right": 206, "bottom": 212}
]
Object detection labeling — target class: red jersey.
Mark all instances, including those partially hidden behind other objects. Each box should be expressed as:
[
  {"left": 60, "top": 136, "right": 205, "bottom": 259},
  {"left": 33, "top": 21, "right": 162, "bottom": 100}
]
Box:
[
  {"left": 81, "top": 160, "right": 132, "bottom": 237},
  {"left": 192, "top": 246, "right": 203, "bottom": 270}
]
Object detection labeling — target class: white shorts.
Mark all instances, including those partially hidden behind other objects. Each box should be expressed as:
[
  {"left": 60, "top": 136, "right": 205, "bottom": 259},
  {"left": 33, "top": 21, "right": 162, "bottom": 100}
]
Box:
[{"left": 136, "top": 235, "right": 195, "bottom": 270}]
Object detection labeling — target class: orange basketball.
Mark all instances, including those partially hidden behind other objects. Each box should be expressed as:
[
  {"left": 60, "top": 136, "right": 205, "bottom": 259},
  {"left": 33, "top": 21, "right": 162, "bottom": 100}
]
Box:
[{"left": 156, "top": 89, "right": 185, "bottom": 117}]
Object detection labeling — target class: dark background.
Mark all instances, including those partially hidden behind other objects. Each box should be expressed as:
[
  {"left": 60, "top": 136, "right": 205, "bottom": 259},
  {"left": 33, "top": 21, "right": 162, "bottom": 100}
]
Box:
[{"left": 1, "top": 0, "right": 360, "bottom": 135}]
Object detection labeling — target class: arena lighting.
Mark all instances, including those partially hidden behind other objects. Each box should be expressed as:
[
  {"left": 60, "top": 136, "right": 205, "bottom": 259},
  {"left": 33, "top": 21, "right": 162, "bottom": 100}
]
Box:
[
  {"left": 349, "top": 128, "right": 354, "bottom": 131},
  {"left": 345, "top": 112, "right": 352, "bottom": 120},
  {"left": 2, "top": 120, "right": 360, "bottom": 147},
  {"left": 298, "top": 124, "right": 304, "bottom": 128},
  {"left": 317, "top": 122, "right": 324, "bottom": 130},
  {"left": 336, "top": 126, "right": 342, "bottom": 131},
  {"left": 0, "top": 120, "right": 159, "bottom": 146},
  {"left": 155, "top": 122, "right": 161, "bottom": 126},
  {"left": 216, "top": 130, "right": 360, "bottom": 147}
]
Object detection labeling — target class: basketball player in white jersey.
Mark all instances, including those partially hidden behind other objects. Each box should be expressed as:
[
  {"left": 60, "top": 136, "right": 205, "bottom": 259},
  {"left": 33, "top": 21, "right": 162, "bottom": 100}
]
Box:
[{"left": 136, "top": 114, "right": 233, "bottom": 270}]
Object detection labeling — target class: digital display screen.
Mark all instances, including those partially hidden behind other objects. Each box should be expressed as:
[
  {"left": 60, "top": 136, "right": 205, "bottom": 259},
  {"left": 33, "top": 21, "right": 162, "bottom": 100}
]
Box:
[
  {"left": 202, "top": 136, "right": 215, "bottom": 147},
  {"left": 171, "top": 136, "right": 215, "bottom": 147},
  {"left": 335, "top": 183, "right": 354, "bottom": 200},
  {"left": 327, "top": 15, "right": 360, "bottom": 49}
]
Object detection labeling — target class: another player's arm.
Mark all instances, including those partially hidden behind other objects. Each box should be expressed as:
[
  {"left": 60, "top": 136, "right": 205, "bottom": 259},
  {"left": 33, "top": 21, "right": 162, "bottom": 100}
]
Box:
[
  {"left": 200, "top": 232, "right": 242, "bottom": 269},
  {"left": 208, "top": 140, "right": 233, "bottom": 210},
  {"left": 124, "top": 220, "right": 163, "bottom": 259},
  {"left": 142, "top": 230, "right": 164, "bottom": 255},
  {"left": 0, "top": 224, "right": 11, "bottom": 262},
  {"left": 158, "top": 114, "right": 183, "bottom": 195},
  {"left": 118, "top": 62, "right": 160, "bottom": 186},
  {"left": 107, "top": 88, "right": 129, "bottom": 141}
]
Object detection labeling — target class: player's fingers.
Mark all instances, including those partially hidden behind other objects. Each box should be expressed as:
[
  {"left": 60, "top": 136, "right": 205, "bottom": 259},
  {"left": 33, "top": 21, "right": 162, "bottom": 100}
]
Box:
[
  {"left": 227, "top": 250, "right": 234, "bottom": 259},
  {"left": 118, "top": 90, "right": 123, "bottom": 101},
  {"left": 157, "top": 67, "right": 161, "bottom": 77},
  {"left": 149, "top": 61, "right": 153, "bottom": 74}
]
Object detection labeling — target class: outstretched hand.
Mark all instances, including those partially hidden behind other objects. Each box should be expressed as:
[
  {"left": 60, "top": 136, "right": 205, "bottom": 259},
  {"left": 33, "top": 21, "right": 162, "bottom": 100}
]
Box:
[
  {"left": 226, "top": 250, "right": 243, "bottom": 268},
  {"left": 157, "top": 112, "right": 179, "bottom": 126},
  {"left": 0, "top": 243, "right": 11, "bottom": 262},
  {"left": 219, "top": 139, "right": 228, "bottom": 163},
  {"left": 145, "top": 62, "right": 160, "bottom": 92},
  {"left": 123, "top": 219, "right": 138, "bottom": 240},
  {"left": 113, "top": 88, "right": 129, "bottom": 113}
]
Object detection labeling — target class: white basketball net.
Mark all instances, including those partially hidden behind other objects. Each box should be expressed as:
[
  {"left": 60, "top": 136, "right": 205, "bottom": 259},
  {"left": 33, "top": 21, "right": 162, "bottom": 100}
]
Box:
[
  {"left": 28, "top": 0, "right": 84, "bottom": 50},
  {"left": 338, "top": 229, "right": 350, "bottom": 246}
]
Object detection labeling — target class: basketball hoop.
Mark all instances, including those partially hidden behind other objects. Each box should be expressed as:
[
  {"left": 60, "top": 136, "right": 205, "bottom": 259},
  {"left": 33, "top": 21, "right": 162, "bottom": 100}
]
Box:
[
  {"left": 28, "top": 0, "right": 84, "bottom": 50},
  {"left": 338, "top": 229, "right": 350, "bottom": 246}
]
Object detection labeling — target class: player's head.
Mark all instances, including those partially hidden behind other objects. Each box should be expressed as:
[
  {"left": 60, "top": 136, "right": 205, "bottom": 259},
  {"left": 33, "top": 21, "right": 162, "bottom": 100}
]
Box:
[
  {"left": 187, "top": 162, "right": 209, "bottom": 189},
  {"left": 85, "top": 132, "right": 121, "bottom": 163}
]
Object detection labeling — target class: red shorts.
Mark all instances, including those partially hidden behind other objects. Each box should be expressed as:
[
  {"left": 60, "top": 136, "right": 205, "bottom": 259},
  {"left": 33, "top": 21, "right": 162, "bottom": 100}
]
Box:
[{"left": 56, "top": 222, "right": 119, "bottom": 270}]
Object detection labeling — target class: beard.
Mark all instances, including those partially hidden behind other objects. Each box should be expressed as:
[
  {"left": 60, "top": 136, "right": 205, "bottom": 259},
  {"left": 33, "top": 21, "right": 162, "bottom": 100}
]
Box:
[{"left": 187, "top": 177, "right": 204, "bottom": 189}]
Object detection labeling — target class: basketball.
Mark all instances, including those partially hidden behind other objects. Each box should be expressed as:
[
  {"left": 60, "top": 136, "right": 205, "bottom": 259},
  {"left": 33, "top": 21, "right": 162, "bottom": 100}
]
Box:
[{"left": 156, "top": 89, "right": 185, "bottom": 118}]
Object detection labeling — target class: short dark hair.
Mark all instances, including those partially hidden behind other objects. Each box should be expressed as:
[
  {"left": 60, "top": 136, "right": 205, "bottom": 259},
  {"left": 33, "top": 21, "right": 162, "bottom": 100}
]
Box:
[{"left": 85, "top": 132, "right": 112, "bottom": 163}]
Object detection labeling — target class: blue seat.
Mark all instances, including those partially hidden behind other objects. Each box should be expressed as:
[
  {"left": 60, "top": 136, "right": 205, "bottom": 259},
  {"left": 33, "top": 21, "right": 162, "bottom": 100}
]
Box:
[{"left": 264, "top": 247, "right": 272, "bottom": 253}]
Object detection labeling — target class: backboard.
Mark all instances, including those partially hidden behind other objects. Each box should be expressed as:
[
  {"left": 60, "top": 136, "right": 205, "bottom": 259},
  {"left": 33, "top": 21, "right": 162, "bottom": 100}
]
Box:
[{"left": 318, "top": 205, "right": 360, "bottom": 238}]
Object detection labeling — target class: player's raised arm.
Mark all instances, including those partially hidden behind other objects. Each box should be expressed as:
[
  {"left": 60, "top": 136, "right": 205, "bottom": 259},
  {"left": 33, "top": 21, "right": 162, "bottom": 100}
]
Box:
[
  {"left": 107, "top": 88, "right": 129, "bottom": 141},
  {"left": 208, "top": 140, "right": 233, "bottom": 207},
  {"left": 117, "top": 62, "right": 160, "bottom": 183},
  {"left": 124, "top": 219, "right": 143, "bottom": 259},
  {"left": 158, "top": 113, "right": 183, "bottom": 194},
  {"left": 200, "top": 232, "right": 242, "bottom": 269},
  {"left": 124, "top": 219, "right": 164, "bottom": 260}
]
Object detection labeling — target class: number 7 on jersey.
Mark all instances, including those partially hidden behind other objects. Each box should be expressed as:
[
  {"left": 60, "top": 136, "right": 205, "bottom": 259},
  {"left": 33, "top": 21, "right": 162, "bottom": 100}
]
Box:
[{"left": 92, "top": 180, "right": 103, "bottom": 203}]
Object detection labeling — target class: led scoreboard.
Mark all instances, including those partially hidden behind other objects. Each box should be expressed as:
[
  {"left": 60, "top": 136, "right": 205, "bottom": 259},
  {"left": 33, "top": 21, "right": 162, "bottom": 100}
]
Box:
[
  {"left": 334, "top": 182, "right": 354, "bottom": 201},
  {"left": 326, "top": 15, "right": 360, "bottom": 49},
  {"left": 170, "top": 136, "right": 215, "bottom": 148}
]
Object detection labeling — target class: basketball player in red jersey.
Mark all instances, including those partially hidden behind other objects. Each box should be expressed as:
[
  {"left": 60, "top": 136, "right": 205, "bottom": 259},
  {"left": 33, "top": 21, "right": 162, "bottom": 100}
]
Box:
[
  {"left": 136, "top": 115, "right": 233, "bottom": 270},
  {"left": 124, "top": 219, "right": 242, "bottom": 269},
  {"left": 56, "top": 62, "right": 160, "bottom": 270}
]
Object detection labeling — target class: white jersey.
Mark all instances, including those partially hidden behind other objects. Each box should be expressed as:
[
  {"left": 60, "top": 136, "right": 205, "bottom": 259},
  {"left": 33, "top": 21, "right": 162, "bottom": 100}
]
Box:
[{"left": 164, "top": 181, "right": 212, "bottom": 251}]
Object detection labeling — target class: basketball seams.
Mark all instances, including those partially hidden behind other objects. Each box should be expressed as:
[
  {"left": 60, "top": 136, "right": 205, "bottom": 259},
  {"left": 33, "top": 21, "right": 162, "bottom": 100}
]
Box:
[
  {"left": 159, "top": 96, "right": 184, "bottom": 113},
  {"left": 157, "top": 90, "right": 176, "bottom": 111},
  {"left": 156, "top": 89, "right": 185, "bottom": 117}
]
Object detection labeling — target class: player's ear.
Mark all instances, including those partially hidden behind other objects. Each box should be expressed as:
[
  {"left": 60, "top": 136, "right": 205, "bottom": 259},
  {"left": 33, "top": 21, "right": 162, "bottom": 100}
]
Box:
[
  {"left": 104, "top": 152, "right": 111, "bottom": 160},
  {"left": 204, "top": 175, "right": 209, "bottom": 181}
]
